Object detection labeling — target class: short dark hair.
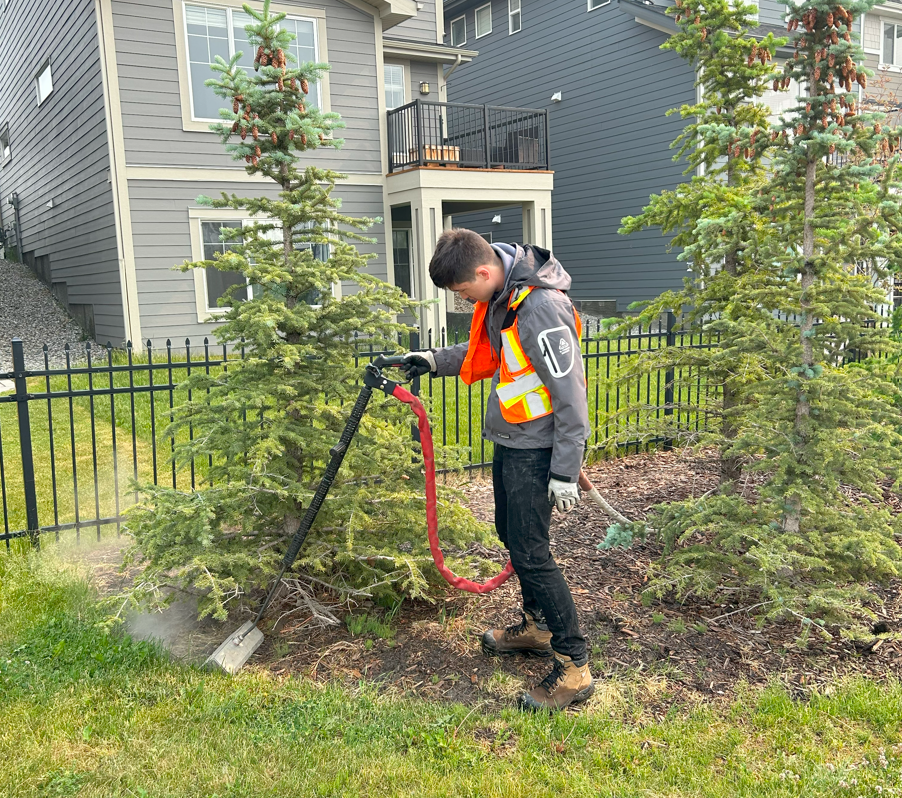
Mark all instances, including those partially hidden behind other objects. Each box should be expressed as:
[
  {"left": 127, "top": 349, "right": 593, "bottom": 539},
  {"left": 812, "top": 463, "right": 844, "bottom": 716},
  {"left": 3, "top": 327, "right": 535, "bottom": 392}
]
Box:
[{"left": 428, "top": 228, "right": 496, "bottom": 288}]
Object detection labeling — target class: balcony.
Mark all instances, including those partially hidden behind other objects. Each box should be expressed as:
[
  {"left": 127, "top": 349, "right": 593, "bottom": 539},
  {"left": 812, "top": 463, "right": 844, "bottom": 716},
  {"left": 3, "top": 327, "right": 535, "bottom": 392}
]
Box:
[{"left": 387, "top": 100, "right": 549, "bottom": 173}]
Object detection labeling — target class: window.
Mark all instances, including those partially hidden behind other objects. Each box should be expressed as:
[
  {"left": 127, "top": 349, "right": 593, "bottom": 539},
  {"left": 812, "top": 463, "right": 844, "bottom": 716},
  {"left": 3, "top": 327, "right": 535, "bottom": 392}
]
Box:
[
  {"left": 475, "top": 3, "right": 493, "bottom": 37},
  {"left": 0, "top": 126, "right": 10, "bottom": 163},
  {"left": 884, "top": 22, "right": 902, "bottom": 66},
  {"left": 450, "top": 15, "right": 467, "bottom": 46},
  {"left": 185, "top": 3, "right": 319, "bottom": 121},
  {"left": 479, "top": 232, "right": 493, "bottom": 244},
  {"left": 588, "top": 0, "right": 610, "bottom": 9},
  {"left": 385, "top": 64, "right": 405, "bottom": 110},
  {"left": 201, "top": 220, "right": 248, "bottom": 312},
  {"left": 392, "top": 229, "right": 413, "bottom": 298},
  {"left": 36, "top": 62, "right": 53, "bottom": 105},
  {"left": 508, "top": 0, "right": 521, "bottom": 34}
]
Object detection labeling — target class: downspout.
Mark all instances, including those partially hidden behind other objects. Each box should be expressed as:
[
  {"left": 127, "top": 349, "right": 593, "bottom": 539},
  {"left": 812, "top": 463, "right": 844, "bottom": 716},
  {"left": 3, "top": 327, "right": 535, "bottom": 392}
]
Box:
[{"left": 442, "top": 53, "right": 462, "bottom": 98}]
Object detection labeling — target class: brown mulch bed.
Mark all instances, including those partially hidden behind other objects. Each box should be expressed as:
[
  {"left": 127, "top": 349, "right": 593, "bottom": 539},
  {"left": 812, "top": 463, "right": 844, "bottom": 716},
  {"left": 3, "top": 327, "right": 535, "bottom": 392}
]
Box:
[{"left": 257, "top": 449, "right": 902, "bottom": 709}]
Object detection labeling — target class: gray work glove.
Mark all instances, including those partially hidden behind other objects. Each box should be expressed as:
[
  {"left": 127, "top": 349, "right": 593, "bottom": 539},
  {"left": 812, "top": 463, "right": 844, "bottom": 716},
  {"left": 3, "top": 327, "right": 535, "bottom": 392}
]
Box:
[
  {"left": 400, "top": 350, "right": 437, "bottom": 381},
  {"left": 548, "top": 478, "right": 580, "bottom": 513}
]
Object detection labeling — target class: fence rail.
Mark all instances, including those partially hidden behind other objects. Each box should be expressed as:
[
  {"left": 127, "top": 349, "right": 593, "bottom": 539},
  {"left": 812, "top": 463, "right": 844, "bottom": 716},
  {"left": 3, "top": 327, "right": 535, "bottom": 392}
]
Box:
[
  {"left": 387, "top": 100, "right": 549, "bottom": 172},
  {"left": 0, "top": 314, "right": 715, "bottom": 545}
]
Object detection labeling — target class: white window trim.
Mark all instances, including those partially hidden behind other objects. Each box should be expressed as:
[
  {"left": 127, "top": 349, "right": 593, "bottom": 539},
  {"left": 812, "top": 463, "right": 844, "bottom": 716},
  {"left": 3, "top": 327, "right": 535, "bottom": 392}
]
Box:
[
  {"left": 587, "top": 0, "right": 611, "bottom": 10},
  {"left": 450, "top": 14, "right": 467, "bottom": 46},
  {"left": 172, "top": 0, "right": 330, "bottom": 134},
  {"left": 384, "top": 62, "right": 407, "bottom": 111},
  {"left": 508, "top": 0, "right": 521, "bottom": 35},
  {"left": 189, "top": 208, "right": 337, "bottom": 322},
  {"left": 475, "top": 3, "right": 493, "bottom": 38},
  {"left": 0, "top": 126, "right": 10, "bottom": 166},
  {"left": 36, "top": 61, "right": 53, "bottom": 105}
]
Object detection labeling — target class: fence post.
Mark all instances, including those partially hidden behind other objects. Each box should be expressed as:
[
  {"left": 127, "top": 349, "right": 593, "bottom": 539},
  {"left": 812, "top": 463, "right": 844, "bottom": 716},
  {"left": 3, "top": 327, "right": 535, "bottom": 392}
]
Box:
[
  {"left": 415, "top": 100, "right": 425, "bottom": 167},
  {"left": 12, "top": 339, "right": 39, "bottom": 547},
  {"left": 409, "top": 331, "right": 421, "bottom": 443},
  {"left": 483, "top": 105, "right": 491, "bottom": 168},
  {"left": 663, "top": 311, "right": 676, "bottom": 452}
]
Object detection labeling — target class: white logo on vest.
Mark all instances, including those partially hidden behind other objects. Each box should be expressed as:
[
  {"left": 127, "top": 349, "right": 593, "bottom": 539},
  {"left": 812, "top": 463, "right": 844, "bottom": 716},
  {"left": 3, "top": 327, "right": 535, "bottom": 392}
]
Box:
[{"left": 538, "top": 326, "right": 575, "bottom": 378}]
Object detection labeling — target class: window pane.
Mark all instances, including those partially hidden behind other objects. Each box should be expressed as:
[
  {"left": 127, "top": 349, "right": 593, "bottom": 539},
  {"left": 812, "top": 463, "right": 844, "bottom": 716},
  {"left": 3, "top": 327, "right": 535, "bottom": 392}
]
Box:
[
  {"left": 37, "top": 63, "right": 53, "bottom": 103},
  {"left": 476, "top": 4, "right": 492, "bottom": 37},
  {"left": 385, "top": 64, "right": 405, "bottom": 110},
  {"left": 510, "top": 10, "right": 521, "bottom": 33},
  {"left": 886, "top": 23, "right": 895, "bottom": 65},
  {"left": 896, "top": 25, "right": 902, "bottom": 66},
  {"left": 206, "top": 269, "right": 248, "bottom": 308},
  {"left": 232, "top": 10, "right": 255, "bottom": 72},
  {"left": 451, "top": 17, "right": 466, "bottom": 45},
  {"left": 185, "top": 5, "right": 229, "bottom": 119},
  {"left": 392, "top": 230, "right": 412, "bottom": 297},
  {"left": 510, "top": 0, "right": 521, "bottom": 12},
  {"left": 282, "top": 18, "right": 319, "bottom": 108}
]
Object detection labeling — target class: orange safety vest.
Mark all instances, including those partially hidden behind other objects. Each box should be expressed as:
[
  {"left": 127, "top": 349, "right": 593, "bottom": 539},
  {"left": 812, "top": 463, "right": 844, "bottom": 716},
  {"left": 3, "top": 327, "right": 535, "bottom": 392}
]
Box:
[{"left": 460, "top": 286, "right": 582, "bottom": 424}]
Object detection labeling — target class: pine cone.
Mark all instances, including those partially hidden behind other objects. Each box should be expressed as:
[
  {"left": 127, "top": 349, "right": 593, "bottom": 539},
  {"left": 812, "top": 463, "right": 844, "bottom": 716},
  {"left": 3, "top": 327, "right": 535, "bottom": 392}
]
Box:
[
  {"left": 301, "top": 78, "right": 309, "bottom": 94},
  {"left": 844, "top": 31, "right": 851, "bottom": 42},
  {"left": 233, "top": 98, "right": 240, "bottom": 114},
  {"left": 319, "top": 132, "right": 325, "bottom": 142},
  {"left": 829, "top": 53, "right": 835, "bottom": 67},
  {"left": 675, "top": 0, "right": 682, "bottom": 7},
  {"left": 240, "top": 128, "right": 248, "bottom": 140},
  {"left": 700, "top": 28, "right": 707, "bottom": 41},
  {"left": 252, "top": 126, "right": 259, "bottom": 140},
  {"left": 694, "top": 15, "right": 700, "bottom": 24},
  {"left": 277, "top": 48, "right": 284, "bottom": 66},
  {"left": 797, "top": 123, "right": 805, "bottom": 135},
  {"left": 748, "top": 53, "right": 755, "bottom": 67},
  {"left": 256, "top": 46, "right": 264, "bottom": 61},
  {"left": 774, "top": 79, "right": 780, "bottom": 91},
  {"left": 814, "top": 66, "right": 821, "bottom": 80},
  {"left": 829, "top": 143, "right": 836, "bottom": 154},
  {"left": 806, "top": 102, "right": 811, "bottom": 112},
  {"left": 231, "top": 121, "right": 239, "bottom": 133},
  {"left": 826, "top": 12, "right": 834, "bottom": 26},
  {"left": 876, "top": 122, "right": 883, "bottom": 133},
  {"left": 750, "top": 129, "right": 758, "bottom": 145},
  {"left": 278, "top": 78, "right": 284, "bottom": 91},
  {"left": 271, "top": 131, "right": 278, "bottom": 144},
  {"left": 795, "top": 50, "right": 800, "bottom": 60},
  {"left": 759, "top": 50, "right": 767, "bottom": 65},
  {"left": 832, "top": 31, "right": 839, "bottom": 44},
  {"left": 301, "top": 133, "right": 307, "bottom": 145},
  {"left": 858, "top": 73, "right": 867, "bottom": 88},
  {"left": 255, "top": 145, "right": 261, "bottom": 156},
  {"left": 245, "top": 155, "right": 252, "bottom": 164},
  {"left": 261, "top": 53, "right": 269, "bottom": 66},
  {"left": 252, "top": 156, "right": 259, "bottom": 166},
  {"left": 289, "top": 130, "right": 295, "bottom": 140}
]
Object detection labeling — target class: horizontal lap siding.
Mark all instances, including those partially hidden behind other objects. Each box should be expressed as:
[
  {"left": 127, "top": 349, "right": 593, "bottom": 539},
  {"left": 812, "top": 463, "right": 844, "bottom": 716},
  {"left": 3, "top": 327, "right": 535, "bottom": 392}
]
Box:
[
  {"left": 111, "top": 0, "right": 382, "bottom": 173},
  {"left": 128, "top": 179, "right": 386, "bottom": 343},
  {"left": 390, "top": 1, "right": 438, "bottom": 42},
  {"left": 409, "top": 60, "right": 438, "bottom": 100},
  {"left": 445, "top": 0, "right": 695, "bottom": 311},
  {"left": 0, "top": 0, "right": 124, "bottom": 342},
  {"left": 451, "top": 205, "right": 522, "bottom": 245}
]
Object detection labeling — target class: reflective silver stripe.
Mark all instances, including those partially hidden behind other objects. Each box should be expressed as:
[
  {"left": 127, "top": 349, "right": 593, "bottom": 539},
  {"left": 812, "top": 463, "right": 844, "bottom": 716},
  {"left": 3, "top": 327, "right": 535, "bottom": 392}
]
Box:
[
  {"left": 496, "top": 370, "right": 545, "bottom": 404},
  {"left": 524, "top": 390, "right": 550, "bottom": 417},
  {"left": 501, "top": 332, "right": 526, "bottom": 372}
]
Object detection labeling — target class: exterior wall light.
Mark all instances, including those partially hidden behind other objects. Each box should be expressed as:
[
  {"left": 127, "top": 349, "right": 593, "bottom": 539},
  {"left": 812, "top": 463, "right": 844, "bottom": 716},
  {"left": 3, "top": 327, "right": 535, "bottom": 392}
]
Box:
[{"left": 419, "top": 81, "right": 430, "bottom": 95}]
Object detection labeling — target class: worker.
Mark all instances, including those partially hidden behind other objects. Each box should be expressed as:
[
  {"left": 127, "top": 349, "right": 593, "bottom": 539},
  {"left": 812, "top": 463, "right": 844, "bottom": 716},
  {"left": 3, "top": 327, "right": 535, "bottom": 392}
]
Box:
[{"left": 401, "top": 228, "right": 593, "bottom": 712}]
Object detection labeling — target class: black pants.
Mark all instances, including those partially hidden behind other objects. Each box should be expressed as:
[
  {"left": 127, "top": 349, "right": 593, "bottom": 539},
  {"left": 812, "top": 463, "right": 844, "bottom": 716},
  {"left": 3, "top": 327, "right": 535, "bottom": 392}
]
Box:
[{"left": 492, "top": 443, "right": 587, "bottom": 663}]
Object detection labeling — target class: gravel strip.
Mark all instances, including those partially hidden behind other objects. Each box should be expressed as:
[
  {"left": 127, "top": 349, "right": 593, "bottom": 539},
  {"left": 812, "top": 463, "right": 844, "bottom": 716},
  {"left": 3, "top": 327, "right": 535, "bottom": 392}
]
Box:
[{"left": 0, "top": 258, "right": 96, "bottom": 373}]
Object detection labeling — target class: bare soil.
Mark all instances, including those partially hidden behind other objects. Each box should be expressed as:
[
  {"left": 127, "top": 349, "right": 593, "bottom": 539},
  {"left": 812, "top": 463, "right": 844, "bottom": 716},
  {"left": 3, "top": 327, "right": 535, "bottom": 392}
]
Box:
[{"left": 247, "top": 449, "right": 902, "bottom": 710}]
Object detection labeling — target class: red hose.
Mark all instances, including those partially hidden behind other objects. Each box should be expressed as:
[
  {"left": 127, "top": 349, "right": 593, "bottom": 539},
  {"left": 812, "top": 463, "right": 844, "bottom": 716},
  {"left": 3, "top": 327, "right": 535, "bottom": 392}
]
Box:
[{"left": 390, "top": 383, "right": 515, "bottom": 594}]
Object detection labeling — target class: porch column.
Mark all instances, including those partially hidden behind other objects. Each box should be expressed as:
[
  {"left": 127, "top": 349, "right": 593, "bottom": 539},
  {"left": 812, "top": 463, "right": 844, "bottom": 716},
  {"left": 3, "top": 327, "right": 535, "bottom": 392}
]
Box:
[
  {"left": 410, "top": 191, "right": 447, "bottom": 341},
  {"left": 537, "top": 199, "right": 553, "bottom": 250},
  {"left": 521, "top": 201, "right": 536, "bottom": 245}
]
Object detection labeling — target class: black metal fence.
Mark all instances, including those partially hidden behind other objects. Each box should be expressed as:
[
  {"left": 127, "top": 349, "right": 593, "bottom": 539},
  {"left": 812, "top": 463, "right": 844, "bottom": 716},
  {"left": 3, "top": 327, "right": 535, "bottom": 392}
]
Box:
[
  {"left": 0, "top": 314, "right": 715, "bottom": 545},
  {"left": 387, "top": 100, "right": 549, "bottom": 172}
]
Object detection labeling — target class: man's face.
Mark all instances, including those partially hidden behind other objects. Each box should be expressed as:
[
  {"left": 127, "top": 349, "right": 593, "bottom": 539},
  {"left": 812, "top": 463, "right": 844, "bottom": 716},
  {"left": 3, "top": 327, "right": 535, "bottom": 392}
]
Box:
[{"left": 448, "top": 265, "right": 497, "bottom": 305}]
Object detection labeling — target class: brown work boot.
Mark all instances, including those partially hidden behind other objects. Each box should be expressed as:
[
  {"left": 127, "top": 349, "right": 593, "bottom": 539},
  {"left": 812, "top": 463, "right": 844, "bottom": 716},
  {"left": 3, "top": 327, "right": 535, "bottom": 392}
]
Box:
[
  {"left": 518, "top": 654, "right": 594, "bottom": 711},
  {"left": 481, "top": 612, "right": 553, "bottom": 658}
]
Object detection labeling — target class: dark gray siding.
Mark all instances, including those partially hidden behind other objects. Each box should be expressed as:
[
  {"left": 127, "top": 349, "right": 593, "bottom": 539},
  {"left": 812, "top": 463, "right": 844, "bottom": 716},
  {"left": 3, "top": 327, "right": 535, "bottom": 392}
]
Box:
[
  {"left": 444, "top": 0, "right": 696, "bottom": 311},
  {"left": 128, "top": 179, "right": 386, "bottom": 342},
  {"left": 390, "top": 1, "right": 438, "bottom": 42},
  {"left": 111, "top": 0, "right": 383, "bottom": 174},
  {"left": 0, "top": 0, "right": 124, "bottom": 342},
  {"left": 758, "top": 0, "right": 786, "bottom": 28},
  {"left": 451, "top": 205, "right": 523, "bottom": 246}
]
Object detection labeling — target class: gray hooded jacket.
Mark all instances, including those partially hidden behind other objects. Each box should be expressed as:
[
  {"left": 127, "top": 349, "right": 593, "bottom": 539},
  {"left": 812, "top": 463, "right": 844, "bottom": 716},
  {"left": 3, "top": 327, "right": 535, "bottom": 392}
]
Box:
[{"left": 432, "top": 244, "right": 589, "bottom": 482}]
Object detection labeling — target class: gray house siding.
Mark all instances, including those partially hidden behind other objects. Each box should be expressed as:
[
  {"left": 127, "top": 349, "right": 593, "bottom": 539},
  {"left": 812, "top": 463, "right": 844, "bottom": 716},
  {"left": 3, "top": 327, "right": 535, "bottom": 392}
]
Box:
[
  {"left": 409, "top": 59, "right": 438, "bottom": 100},
  {"left": 451, "top": 204, "right": 522, "bottom": 246},
  {"left": 128, "top": 179, "right": 386, "bottom": 342},
  {"left": 0, "top": 0, "right": 124, "bottom": 342},
  {"left": 111, "top": 0, "right": 383, "bottom": 175},
  {"left": 444, "top": 0, "right": 695, "bottom": 311},
  {"left": 390, "top": 0, "right": 438, "bottom": 43}
]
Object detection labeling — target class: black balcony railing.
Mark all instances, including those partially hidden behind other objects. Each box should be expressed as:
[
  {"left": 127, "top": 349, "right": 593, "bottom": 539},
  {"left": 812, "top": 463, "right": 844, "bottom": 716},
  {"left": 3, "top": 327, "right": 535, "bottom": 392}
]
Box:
[{"left": 387, "top": 100, "right": 549, "bottom": 173}]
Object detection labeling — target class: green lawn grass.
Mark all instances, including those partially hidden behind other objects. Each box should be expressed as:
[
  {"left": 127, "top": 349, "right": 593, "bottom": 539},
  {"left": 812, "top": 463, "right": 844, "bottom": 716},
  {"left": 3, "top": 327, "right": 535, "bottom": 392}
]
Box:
[{"left": 1, "top": 549, "right": 901, "bottom": 797}]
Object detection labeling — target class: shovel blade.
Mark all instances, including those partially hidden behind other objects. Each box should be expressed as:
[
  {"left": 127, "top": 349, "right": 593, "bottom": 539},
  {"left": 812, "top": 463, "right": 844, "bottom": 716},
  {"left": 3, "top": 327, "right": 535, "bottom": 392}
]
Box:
[{"left": 204, "top": 621, "right": 265, "bottom": 674}]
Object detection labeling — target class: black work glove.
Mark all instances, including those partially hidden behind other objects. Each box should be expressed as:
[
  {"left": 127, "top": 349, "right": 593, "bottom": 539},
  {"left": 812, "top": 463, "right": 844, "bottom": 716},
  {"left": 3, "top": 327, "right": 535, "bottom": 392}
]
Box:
[{"left": 401, "top": 351, "right": 437, "bottom": 380}]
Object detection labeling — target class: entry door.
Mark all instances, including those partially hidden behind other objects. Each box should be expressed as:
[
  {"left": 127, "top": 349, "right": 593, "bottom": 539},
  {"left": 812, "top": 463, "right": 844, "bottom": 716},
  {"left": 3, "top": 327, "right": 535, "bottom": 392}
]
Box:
[{"left": 392, "top": 229, "right": 413, "bottom": 298}]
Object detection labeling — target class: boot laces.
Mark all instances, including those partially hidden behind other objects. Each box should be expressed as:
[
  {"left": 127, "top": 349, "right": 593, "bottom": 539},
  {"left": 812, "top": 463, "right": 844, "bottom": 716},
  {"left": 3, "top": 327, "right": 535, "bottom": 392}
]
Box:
[
  {"left": 539, "top": 658, "right": 568, "bottom": 694},
  {"left": 504, "top": 613, "right": 530, "bottom": 638}
]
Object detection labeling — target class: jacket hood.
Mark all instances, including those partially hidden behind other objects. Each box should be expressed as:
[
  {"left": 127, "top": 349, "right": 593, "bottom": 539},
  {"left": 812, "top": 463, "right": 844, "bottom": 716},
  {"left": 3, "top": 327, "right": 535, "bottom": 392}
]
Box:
[{"left": 496, "top": 244, "right": 570, "bottom": 303}]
